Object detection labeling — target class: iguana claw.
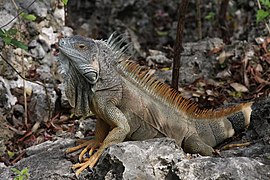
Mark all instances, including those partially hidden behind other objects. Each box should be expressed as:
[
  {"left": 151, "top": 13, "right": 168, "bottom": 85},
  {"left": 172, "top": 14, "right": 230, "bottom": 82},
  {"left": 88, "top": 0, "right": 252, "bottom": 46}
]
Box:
[
  {"left": 73, "top": 150, "right": 102, "bottom": 176},
  {"left": 66, "top": 139, "right": 101, "bottom": 176}
]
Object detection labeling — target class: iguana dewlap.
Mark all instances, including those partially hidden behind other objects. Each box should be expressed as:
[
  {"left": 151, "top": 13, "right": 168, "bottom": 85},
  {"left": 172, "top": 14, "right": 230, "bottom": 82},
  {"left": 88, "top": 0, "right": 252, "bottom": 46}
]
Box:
[{"left": 57, "top": 35, "right": 253, "bottom": 175}]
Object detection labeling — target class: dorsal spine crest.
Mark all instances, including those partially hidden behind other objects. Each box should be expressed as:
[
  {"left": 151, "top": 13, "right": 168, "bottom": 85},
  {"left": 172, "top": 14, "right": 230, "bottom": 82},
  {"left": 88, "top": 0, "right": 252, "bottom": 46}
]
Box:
[{"left": 117, "top": 60, "right": 252, "bottom": 120}]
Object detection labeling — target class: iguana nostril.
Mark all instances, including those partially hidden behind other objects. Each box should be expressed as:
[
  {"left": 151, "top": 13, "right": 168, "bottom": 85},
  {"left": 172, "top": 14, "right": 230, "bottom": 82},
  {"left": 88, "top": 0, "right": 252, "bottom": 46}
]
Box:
[{"left": 59, "top": 39, "right": 66, "bottom": 46}]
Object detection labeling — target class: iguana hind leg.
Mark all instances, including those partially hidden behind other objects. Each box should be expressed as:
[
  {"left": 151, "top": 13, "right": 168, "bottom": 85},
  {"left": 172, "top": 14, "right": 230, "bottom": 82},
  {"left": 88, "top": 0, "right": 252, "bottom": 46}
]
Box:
[{"left": 183, "top": 134, "right": 215, "bottom": 156}]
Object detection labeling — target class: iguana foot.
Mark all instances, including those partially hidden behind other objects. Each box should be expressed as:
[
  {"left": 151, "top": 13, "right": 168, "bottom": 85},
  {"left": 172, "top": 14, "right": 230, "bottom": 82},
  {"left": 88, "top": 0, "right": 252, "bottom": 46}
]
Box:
[
  {"left": 213, "top": 149, "right": 221, "bottom": 156},
  {"left": 66, "top": 139, "right": 101, "bottom": 176},
  {"left": 72, "top": 150, "right": 102, "bottom": 176}
]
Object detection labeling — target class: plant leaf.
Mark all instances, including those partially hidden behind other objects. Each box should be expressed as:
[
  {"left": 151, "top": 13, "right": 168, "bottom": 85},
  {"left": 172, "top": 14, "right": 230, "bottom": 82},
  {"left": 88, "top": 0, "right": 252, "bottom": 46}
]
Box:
[
  {"left": 21, "top": 167, "right": 29, "bottom": 175},
  {"left": 11, "top": 168, "right": 21, "bottom": 174},
  {"left": 260, "top": 0, "right": 270, "bottom": 8},
  {"left": 21, "top": 12, "right": 36, "bottom": 21},
  {"left": 7, "top": 28, "right": 18, "bottom": 36},
  {"left": 3, "top": 36, "right": 12, "bottom": 45},
  {"left": 205, "top": 12, "right": 215, "bottom": 20},
  {"left": 0, "top": 28, "right": 6, "bottom": 37},
  {"left": 7, "top": 150, "right": 15, "bottom": 158},
  {"left": 11, "top": 39, "right": 28, "bottom": 50},
  {"left": 62, "top": 0, "right": 68, "bottom": 5},
  {"left": 256, "top": 9, "right": 270, "bottom": 23}
]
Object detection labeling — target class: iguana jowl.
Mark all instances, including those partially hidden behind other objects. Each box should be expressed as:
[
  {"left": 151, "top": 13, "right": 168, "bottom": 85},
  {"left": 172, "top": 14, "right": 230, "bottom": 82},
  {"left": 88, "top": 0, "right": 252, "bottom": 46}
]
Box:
[{"left": 58, "top": 35, "right": 253, "bottom": 175}]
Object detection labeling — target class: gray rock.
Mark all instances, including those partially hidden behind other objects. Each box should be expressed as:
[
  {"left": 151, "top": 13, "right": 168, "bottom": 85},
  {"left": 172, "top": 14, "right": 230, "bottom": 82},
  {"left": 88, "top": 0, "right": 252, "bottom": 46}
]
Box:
[
  {"left": 28, "top": 40, "right": 46, "bottom": 59},
  {"left": 0, "top": 135, "right": 269, "bottom": 179},
  {"left": 67, "top": 0, "right": 179, "bottom": 46},
  {"left": 173, "top": 156, "right": 270, "bottom": 180},
  {"left": 13, "top": 104, "right": 24, "bottom": 117},
  {"left": 5, "top": 78, "right": 57, "bottom": 124},
  {"left": 18, "top": 0, "right": 48, "bottom": 18},
  {"left": 36, "top": 64, "right": 53, "bottom": 83},
  {"left": 156, "top": 38, "right": 224, "bottom": 85},
  {"left": 61, "top": 26, "right": 74, "bottom": 37},
  {"left": 41, "top": 53, "right": 55, "bottom": 67},
  {"left": 58, "top": 83, "right": 72, "bottom": 110},
  {"left": 0, "top": 138, "right": 76, "bottom": 180},
  {"left": 0, "top": 50, "right": 19, "bottom": 80},
  {"left": 92, "top": 138, "right": 186, "bottom": 180},
  {"left": 251, "top": 98, "right": 270, "bottom": 143},
  {"left": 53, "top": 6, "right": 65, "bottom": 25},
  {"left": 0, "top": 77, "right": 17, "bottom": 114},
  {"left": 28, "top": 83, "right": 56, "bottom": 124},
  {"left": 39, "top": 27, "right": 58, "bottom": 47},
  {"left": 77, "top": 117, "right": 96, "bottom": 136},
  {"left": 0, "top": 10, "right": 15, "bottom": 31},
  {"left": 0, "top": 116, "right": 14, "bottom": 156},
  {"left": 146, "top": 50, "right": 172, "bottom": 65},
  {"left": 91, "top": 137, "right": 270, "bottom": 180}
]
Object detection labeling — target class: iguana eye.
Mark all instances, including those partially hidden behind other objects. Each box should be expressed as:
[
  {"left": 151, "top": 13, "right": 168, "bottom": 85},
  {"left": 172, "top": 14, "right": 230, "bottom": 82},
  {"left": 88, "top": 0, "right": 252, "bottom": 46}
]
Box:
[{"left": 76, "top": 44, "right": 86, "bottom": 49}]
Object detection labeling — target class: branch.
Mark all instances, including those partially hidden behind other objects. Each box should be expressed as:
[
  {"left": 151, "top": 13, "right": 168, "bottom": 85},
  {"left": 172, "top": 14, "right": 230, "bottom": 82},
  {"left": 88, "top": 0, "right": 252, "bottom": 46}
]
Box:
[
  {"left": 0, "top": 0, "right": 37, "bottom": 29},
  {"left": 171, "top": 0, "right": 189, "bottom": 90},
  {"left": 218, "top": 0, "right": 230, "bottom": 43},
  {"left": 0, "top": 53, "right": 52, "bottom": 119}
]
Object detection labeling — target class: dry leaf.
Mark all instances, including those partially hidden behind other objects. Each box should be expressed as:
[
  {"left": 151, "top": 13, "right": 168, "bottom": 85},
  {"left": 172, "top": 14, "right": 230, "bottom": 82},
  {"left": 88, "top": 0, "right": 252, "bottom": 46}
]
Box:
[
  {"left": 216, "top": 51, "right": 234, "bottom": 64},
  {"left": 230, "top": 82, "right": 248, "bottom": 92}
]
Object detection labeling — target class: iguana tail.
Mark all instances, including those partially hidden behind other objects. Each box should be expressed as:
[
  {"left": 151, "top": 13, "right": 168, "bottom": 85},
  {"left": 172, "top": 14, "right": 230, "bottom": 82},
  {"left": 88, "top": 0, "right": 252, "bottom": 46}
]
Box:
[
  {"left": 226, "top": 102, "right": 253, "bottom": 133},
  {"left": 183, "top": 102, "right": 253, "bottom": 156}
]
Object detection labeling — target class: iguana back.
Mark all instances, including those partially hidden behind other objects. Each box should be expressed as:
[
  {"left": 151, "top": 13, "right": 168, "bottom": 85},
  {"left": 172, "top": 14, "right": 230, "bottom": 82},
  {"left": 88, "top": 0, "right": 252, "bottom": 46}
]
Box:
[
  {"left": 58, "top": 35, "right": 253, "bottom": 175},
  {"left": 116, "top": 60, "right": 252, "bottom": 154}
]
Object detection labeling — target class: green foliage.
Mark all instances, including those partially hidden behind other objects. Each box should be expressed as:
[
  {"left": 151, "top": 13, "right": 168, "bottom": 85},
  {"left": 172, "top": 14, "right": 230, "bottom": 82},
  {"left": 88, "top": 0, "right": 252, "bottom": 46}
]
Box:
[
  {"left": 7, "top": 150, "right": 15, "bottom": 158},
  {"left": 256, "top": 0, "right": 270, "bottom": 23},
  {"left": 256, "top": 9, "right": 269, "bottom": 22},
  {"left": 11, "top": 167, "right": 30, "bottom": 180},
  {"left": 62, "top": 0, "right": 69, "bottom": 5},
  {"left": 260, "top": 0, "right": 270, "bottom": 8},
  {"left": 0, "top": 28, "right": 28, "bottom": 50},
  {"left": 205, "top": 12, "right": 215, "bottom": 21},
  {"left": 229, "top": 91, "right": 242, "bottom": 98},
  {"left": 20, "top": 12, "right": 36, "bottom": 21}
]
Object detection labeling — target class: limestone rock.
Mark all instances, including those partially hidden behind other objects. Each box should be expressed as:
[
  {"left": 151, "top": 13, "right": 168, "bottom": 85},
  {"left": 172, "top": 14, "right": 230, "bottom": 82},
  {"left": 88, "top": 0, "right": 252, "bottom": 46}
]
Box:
[
  {"left": 0, "top": 138, "right": 76, "bottom": 180},
  {"left": 173, "top": 156, "right": 270, "bottom": 180},
  {"left": 92, "top": 138, "right": 186, "bottom": 180}
]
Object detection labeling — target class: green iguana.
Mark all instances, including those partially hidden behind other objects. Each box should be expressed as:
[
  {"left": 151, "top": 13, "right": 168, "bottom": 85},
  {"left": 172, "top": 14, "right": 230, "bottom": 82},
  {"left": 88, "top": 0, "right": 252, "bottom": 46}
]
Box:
[{"left": 57, "top": 35, "right": 253, "bottom": 176}]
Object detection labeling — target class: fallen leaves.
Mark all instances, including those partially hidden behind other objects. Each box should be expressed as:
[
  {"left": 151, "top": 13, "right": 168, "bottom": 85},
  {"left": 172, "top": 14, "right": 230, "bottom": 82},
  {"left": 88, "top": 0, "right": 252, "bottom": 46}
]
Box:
[{"left": 230, "top": 82, "right": 249, "bottom": 92}]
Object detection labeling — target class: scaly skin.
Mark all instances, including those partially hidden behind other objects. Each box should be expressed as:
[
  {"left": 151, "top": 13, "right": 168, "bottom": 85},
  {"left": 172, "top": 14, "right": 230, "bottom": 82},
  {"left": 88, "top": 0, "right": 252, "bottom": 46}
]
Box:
[{"left": 57, "top": 35, "right": 253, "bottom": 175}]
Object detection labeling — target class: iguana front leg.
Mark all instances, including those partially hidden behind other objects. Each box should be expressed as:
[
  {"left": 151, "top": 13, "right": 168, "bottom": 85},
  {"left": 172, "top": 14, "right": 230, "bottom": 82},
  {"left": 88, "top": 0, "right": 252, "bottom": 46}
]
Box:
[
  {"left": 66, "top": 118, "right": 109, "bottom": 161},
  {"left": 69, "top": 101, "right": 130, "bottom": 176}
]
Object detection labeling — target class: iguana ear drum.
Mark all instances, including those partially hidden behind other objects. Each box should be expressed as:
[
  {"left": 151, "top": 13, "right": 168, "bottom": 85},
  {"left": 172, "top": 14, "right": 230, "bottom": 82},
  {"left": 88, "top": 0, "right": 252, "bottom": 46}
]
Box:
[
  {"left": 83, "top": 70, "right": 98, "bottom": 84},
  {"left": 76, "top": 63, "right": 99, "bottom": 84}
]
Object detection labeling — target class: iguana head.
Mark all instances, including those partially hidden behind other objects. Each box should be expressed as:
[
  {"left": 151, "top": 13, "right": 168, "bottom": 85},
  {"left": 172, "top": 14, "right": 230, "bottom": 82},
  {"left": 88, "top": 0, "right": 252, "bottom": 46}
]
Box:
[
  {"left": 58, "top": 35, "right": 100, "bottom": 84},
  {"left": 57, "top": 34, "right": 127, "bottom": 116},
  {"left": 57, "top": 35, "right": 103, "bottom": 116}
]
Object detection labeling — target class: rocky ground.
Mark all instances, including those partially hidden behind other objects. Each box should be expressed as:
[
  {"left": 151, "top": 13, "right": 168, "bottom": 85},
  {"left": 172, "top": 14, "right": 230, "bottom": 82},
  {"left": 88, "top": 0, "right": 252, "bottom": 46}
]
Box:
[{"left": 0, "top": 0, "right": 270, "bottom": 179}]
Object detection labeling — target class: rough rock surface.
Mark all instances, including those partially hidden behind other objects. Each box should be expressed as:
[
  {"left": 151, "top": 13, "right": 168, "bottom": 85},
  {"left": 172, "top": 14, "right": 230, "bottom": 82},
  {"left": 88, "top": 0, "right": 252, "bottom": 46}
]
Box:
[
  {"left": 0, "top": 138, "right": 76, "bottom": 180},
  {"left": 173, "top": 156, "right": 270, "bottom": 180},
  {"left": 92, "top": 138, "right": 186, "bottom": 180},
  {"left": 0, "top": 137, "right": 269, "bottom": 179},
  {"left": 156, "top": 38, "right": 224, "bottom": 85}
]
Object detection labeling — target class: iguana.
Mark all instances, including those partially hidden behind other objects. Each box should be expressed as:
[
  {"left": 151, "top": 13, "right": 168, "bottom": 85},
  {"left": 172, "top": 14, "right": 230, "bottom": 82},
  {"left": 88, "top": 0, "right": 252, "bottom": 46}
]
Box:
[{"left": 57, "top": 35, "right": 253, "bottom": 176}]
